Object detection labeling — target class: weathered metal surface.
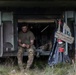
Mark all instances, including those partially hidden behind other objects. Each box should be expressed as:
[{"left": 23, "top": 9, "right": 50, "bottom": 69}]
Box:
[
  {"left": 0, "top": 25, "right": 3, "bottom": 57},
  {"left": 0, "top": 12, "right": 1, "bottom": 25},
  {"left": 3, "top": 50, "right": 50, "bottom": 57},
  {"left": 55, "top": 31, "right": 74, "bottom": 44},
  {"left": 3, "top": 21, "right": 14, "bottom": 51},
  {"left": 0, "top": 1, "right": 75, "bottom": 8},
  {"left": 2, "top": 12, "right": 13, "bottom": 22}
]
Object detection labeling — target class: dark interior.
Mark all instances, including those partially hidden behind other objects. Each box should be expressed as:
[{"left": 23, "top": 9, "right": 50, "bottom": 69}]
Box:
[{"left": 18, "top": 22, "right": 56, "bottom": 49}]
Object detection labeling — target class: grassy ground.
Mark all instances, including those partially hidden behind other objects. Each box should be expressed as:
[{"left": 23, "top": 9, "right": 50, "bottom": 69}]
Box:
[
  {"left": 0, "top": 57, "right": 75, "bottom": 75},
  {"left": 0, "top": 62, "right": 75, "bottom": 75}
]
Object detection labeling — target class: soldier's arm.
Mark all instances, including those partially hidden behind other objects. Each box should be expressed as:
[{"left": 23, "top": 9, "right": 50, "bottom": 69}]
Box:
[
  {"left": 18, "top": 32, "right": 22, "bottom": 47},
  {"left": 18, "top": 32, "right": 26, "bottom": 47},
  {"left": 18, "top": 39, "right": 22, "bottom": 46},
  {"left": 18, "top": 39, "right": 26, "bottom": 47}
]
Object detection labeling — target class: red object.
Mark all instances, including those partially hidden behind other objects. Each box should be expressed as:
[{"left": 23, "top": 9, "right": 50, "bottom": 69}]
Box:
[
  {"left": 59, "top": 47, "right": 64, "bottom": 52},
  {"left": 58, "top": 39, "right": 62, "bottom": 42},
  {"left": 57, "top": 39, "right": 63, "bottom": 44}
]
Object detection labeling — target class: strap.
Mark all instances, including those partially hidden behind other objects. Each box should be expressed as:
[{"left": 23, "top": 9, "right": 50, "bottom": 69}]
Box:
[{"left": 58, "top": 19, "right": 61, "bottom": 32}]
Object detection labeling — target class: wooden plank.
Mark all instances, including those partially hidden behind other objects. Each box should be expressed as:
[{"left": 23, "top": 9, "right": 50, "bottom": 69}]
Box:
[
  {"left": 55, "top": 31, "right": 74, "bottom": 44},
  {"left": 18, "top": 19, "right": 55, "bottom": 23}
]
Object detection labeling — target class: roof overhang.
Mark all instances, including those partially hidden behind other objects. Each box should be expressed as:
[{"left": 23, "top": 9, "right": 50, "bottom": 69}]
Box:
[{"left": 0, "top": 1, "right": 76, "bottom": 8}]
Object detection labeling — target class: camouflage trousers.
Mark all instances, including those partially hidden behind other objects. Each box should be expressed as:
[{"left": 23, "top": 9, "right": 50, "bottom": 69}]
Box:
[{"left": 17, "top": 46, "right": 35, "bottom": 71}]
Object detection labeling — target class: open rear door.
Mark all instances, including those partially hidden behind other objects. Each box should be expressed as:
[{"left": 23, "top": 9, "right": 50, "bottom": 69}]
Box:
[{"left": 3, "top": 21, "right": 14, "bottom": 52}]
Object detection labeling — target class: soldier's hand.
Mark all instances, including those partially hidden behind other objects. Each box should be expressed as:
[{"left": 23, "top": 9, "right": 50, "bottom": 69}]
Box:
[
  {"left": 21, "top": 44, "right": 26, "bottom": 48},
  {"left": 26, "top": 44, "right": 30, "bottom": 48}
]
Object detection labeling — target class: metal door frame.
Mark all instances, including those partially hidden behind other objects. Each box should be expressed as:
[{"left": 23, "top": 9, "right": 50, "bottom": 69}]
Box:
[{"left": 0, "top": 24, "right": 3, "bottom": 57}]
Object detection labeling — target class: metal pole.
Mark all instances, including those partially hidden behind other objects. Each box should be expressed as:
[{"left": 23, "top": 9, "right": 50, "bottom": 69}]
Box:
[
  {"left": 64, "top": 12, "right": 68, "bottom": 55},
  {"left": 1, "top": 23, "right": 3, "bottom": 57}
]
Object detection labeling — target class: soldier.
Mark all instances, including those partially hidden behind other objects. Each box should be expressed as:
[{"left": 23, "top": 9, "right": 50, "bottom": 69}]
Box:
[{"left": 17, "top": 23, "right": 35, "bottom": 72}]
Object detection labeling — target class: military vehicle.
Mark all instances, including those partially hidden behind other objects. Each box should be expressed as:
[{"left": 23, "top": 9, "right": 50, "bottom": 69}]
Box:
[{"left": 0, "top": 1, "right": 75, "bottom": 59}]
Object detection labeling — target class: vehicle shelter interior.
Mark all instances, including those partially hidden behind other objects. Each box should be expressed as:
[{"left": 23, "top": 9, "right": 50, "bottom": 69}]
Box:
[
  {"left": 17, "top": 18, "right": 75, "bottom": 58},
  {"left": 1, "top": 12, "right": 75, "bottom": 58},
  {"left": 0, "top": 6, "right": 74, "bottom": 58},
  {"left": 18, "top": 20, "right": 57, "bottom": 51}
]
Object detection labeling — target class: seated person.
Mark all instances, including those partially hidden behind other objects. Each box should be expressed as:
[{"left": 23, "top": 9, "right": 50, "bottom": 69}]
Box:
[{"left": 17, "top": 23, "right": 35, "bottom": 72}]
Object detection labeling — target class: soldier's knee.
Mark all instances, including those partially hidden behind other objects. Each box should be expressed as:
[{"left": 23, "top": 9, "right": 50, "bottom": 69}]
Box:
[{"left": 29, "top": 48, "right": 34, "bottom": 53}]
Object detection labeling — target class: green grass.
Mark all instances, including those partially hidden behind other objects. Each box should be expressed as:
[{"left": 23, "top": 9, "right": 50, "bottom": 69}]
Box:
[{"left": 0, "top": 60, "right": 75, "bottom": 75}]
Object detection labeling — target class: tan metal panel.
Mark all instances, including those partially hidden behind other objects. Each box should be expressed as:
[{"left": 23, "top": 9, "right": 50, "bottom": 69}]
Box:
[{"left": 18, "top": 19, "right": 55, "bottom": 23}]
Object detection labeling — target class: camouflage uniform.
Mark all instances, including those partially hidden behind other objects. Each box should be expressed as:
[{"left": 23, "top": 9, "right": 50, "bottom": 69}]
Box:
[
  {"left": 17, "top": 31, "right": 35, "bottom": 71},
  {"left": 39, "top": 41, "right": 52, "bottom": 51}
]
